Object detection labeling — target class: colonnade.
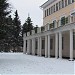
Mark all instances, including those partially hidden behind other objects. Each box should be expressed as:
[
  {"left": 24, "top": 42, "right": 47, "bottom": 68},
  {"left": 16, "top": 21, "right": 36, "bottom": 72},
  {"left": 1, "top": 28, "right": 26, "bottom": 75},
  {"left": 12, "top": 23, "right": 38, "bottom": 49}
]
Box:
[{"left": 23, "top": 29, "right": 74, "bottom": 60}]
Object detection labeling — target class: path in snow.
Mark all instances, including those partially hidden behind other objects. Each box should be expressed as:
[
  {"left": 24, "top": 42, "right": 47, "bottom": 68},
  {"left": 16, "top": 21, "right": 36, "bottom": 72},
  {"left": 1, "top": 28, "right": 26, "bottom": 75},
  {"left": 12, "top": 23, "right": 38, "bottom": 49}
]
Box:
[{"left": 0, "top": 53, "right": 74, "bottom": 74}]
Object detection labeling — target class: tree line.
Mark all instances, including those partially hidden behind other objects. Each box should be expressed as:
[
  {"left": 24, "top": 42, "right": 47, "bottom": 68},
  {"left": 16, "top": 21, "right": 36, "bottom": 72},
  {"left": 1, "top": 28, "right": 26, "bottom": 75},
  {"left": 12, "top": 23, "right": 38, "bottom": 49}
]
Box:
[{"left": 0, "top": 0, "right": 38, "bottom": 52}]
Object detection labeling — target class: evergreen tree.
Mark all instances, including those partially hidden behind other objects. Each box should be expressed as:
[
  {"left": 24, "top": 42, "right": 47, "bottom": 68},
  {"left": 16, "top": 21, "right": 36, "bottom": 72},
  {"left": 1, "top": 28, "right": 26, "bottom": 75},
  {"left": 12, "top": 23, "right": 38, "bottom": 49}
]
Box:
[
  {"left": 13, "top": 10, "right": 21, "bottom": 38},
  {"left": 12, "top": 10, "right": 21, "bottom": 52},
  {"left": 22, "top": 16, "right": 34, "bottom": 36},
  {"left": 0, "top": 0, "right": 11, "bottom": 40}
]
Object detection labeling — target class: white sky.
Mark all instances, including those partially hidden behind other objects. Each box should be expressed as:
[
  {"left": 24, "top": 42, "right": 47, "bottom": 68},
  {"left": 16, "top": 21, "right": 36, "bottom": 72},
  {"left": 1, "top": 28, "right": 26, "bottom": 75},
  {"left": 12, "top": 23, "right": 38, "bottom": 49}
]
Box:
[{"left": 8, "top": 0, "right": 47, "bottom": 27}]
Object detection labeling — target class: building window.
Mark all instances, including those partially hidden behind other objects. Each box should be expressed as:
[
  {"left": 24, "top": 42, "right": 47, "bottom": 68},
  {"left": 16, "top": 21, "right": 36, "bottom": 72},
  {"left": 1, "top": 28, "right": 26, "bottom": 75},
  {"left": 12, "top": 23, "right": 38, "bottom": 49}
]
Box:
[
  {"left": 72, "top": 0, "right": 75, "bottom": 3},
  {"left": 65, "top": 17, "right": 69, "bottom": 24},
  {"left": 68, "top": 0, "right": 71, "bottom": 4},
  {"left": 51, "top": 6, "right": 54, "bottom": 14},
  {"left": 73, "top": 32, "right": 75, "bottom": 50},
  {"left": 53, "top": 5, "right": 55, "bottom": 12},
  {"left": 59, "top": 1, "right": 61, "bottom": 10},
  {"left": 53, "top": 20, "right": 56, "bottom": 28},
  {"left": 47, "top": 9, "right": 48, "bottom": 16},
  {"left": 62, "top": 0, "right": 64, "bottom": 8},
  {"left": 49, "top": 8, "right": 51, "bottom": 15},
  {"left": 56, "top": 3, "right": 58, "bottom": 11},
  {"left": 42, "top": 40, "right": 45, "bottom": 49},
  {"left": 45, "top": 10, "right": 46, "bottom": 17},
  {"left": 50, "top": 39, "right": 53, "bottom": 49},
  {"left": 65, "top": 0, "right": 67, "bottom": 6},
  {"left": 61, "top": 16, "right": 65, "bottom": 26}
]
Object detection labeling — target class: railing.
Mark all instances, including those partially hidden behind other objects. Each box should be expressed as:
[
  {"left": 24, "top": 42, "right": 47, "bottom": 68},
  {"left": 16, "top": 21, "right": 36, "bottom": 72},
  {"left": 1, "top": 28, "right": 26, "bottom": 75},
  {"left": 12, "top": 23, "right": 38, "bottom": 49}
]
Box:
[{"left": 25, "top": 16, "right": 75, "bottom": 37}]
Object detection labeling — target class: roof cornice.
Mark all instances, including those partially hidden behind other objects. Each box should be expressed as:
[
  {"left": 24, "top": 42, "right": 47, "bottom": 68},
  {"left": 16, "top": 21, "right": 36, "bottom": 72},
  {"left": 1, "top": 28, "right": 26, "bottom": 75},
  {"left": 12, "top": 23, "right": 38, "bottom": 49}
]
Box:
[{"left": 40, "top": 0, "right": 56, "bottom": 9}]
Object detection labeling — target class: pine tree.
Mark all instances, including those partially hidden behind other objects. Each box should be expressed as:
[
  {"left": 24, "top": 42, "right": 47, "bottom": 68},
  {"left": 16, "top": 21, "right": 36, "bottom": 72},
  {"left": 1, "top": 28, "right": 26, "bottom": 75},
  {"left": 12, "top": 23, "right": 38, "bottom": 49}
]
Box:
[
  {"left": 0, "top": 0, "right": 11, "bottom": 40},
  {"left": 13, "top": 10, "right": 21, "bottom": 38},
  {"left": 12, "top": 10, "right": 21, "bottom": 52},
  {"left": 22, "top": 16, "right": 34, "bottom": 36}
]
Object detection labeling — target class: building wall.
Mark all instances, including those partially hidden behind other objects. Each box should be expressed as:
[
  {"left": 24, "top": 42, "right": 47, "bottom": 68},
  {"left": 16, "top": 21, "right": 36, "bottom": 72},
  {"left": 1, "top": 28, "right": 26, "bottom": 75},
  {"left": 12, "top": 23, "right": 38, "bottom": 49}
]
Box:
[
  {"left": 43, "top": 1, "right": 75, "bottom": 26},
  {"left": 62, "top": 31, "right": 70, "bottom": 58},
  {"left": 50, "top": 35, "right": 55, "bottom": 57}
]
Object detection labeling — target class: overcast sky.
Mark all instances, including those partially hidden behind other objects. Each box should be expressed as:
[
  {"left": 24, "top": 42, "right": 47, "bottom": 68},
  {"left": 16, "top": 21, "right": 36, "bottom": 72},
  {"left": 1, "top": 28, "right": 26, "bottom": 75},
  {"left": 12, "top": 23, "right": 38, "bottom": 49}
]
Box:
[{"left": 8, "top": 0, "right": 47, "bottom": 27}]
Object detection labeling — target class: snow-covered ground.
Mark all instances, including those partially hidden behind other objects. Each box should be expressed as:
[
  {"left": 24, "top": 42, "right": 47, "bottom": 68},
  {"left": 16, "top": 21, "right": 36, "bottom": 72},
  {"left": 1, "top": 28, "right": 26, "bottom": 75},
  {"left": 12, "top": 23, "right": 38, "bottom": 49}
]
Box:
[{"left": 0, "top": 53, "right": 74, "bottom": 75}]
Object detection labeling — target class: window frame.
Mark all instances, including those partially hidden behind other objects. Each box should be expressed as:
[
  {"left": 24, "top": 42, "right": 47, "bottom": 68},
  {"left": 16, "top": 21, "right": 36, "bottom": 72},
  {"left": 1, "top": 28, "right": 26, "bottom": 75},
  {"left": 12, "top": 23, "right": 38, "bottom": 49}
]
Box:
[
  {"left": 56, "top": 3, "right": 59, "bottom": 11},
  {"left": 45, "top": 10, "right": 46, "bottom": 17},
  {"left": 62, "top": 0, "right": 64, "bottom": 8}
]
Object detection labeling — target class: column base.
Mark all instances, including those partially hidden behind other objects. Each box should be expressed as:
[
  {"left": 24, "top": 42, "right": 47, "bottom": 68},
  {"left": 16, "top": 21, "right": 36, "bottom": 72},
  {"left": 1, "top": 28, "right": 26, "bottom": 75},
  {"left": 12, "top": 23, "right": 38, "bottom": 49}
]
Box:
[
  {"left": 45, "top": 56, "right": 47, "bottom": 58},
  {"left": 48, "top": 56, "right": 50, "bottom": 58},
  {"left": 69, "top": 59, "right": 74, "bottom": 61},
  {"left": 55, "top": 57, "right": 58, "bottom": 59},
  {"left": 58, "top": 58, "right": 62, "bottom": 60}
]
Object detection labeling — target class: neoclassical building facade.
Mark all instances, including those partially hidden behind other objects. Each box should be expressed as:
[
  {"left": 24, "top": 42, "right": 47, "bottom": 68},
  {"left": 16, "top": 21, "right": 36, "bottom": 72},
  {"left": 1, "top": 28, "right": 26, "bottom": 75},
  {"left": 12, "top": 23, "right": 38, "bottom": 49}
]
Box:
[{"left": 23, "top": 0, "right": 75, "bottom": 60}]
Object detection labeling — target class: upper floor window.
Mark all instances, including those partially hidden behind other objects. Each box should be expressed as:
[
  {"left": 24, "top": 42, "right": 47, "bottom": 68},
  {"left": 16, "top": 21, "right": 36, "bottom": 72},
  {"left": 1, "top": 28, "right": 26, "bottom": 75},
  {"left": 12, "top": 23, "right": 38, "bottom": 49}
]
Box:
[
  {"left": 45, "top": 10, "right": 46, "bottom": 17},
  {"left": 49, "top": 8, "right": 51, "bottom": 15},
  {"left": 61, "top": 16, "right": 65, "bottom": 26},
  {"left": 44, "top": 0, "right": 75, "bottom": 17},
  {"left": 62, "top": 0, "right": 64, "bottom": 8},
  {"left": 56, "top": 3, "right": 58, "bottom": 11},
  {"left": 53, "top": 20, "right": 56, "bottom": 28},
  {"left": 51, "top": 6, "right": 54, "bottom": 14},
  {"left": 65, "top": 0, "right": 67, "bottom": 6},
  {"left": 53, "top": 5, "right": 55, "bottom": 12},
  {"left": 47, "top": 9, "right": 49, "bottom": 16},
  {"left": 59, "top": 1, "right": 61, "bottom": 10}
]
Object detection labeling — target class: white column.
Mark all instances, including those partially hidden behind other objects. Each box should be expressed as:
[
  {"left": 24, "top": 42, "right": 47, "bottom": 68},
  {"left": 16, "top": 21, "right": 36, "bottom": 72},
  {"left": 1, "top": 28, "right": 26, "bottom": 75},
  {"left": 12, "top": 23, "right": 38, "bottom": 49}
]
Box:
[
  {"left": 32, "top": 38, "right": 35, "bottom": 55},
  {"left": 27, "top": 39, "right": 30, "bottom": 54},
  {"left": 55, "top": 33, "right": 58, "bottom": 58},
  {"left": 39, "top": 37, "right": 42, "bottom": 56},
  {"left": 55, "top": 21, "right": 57, "bottom": 28},
  {"left": 59, "top": 32, "right": 62, "bottom": 58},
  {"left": 38, "top": 37, "right": 40, "bottom": 56},
  {"left": 23, "top": 40, "right": 26, "bottom": 54},
  {"left": 45, "top": 35, "right": 48, "bottom": 57},
  {"left": 59, "top": 20, "right": 61, "bottom": 27},
  {"left": 48, "top": 35, "right": 50, "bottom": 58},
  {"left": 48, "top": 24, "right": 50, "bottom": 30},
  {"left": 70, "top": 29, "right": 73, "bottom": 60}
]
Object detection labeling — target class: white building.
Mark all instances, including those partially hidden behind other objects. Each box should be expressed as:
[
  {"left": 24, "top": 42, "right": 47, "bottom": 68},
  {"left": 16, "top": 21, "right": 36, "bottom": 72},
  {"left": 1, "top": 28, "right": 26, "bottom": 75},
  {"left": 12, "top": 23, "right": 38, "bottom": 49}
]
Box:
[{"left": 23, "top": 0, "right": 75, "bottom": 60}]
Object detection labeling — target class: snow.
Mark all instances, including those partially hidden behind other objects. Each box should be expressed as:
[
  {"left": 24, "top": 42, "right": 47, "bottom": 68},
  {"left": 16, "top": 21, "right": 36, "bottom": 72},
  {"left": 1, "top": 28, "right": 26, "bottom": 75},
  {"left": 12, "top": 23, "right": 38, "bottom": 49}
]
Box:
[{"left": 0, "top": 53, "right": 74, "bottom": 75}]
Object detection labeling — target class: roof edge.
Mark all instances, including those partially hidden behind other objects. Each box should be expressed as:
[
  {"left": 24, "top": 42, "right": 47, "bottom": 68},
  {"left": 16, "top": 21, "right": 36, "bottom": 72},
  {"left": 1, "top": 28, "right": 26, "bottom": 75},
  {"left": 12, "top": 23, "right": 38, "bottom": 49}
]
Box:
[{"left": 40, "top": 0, "right": 56, "bottom": 9}]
